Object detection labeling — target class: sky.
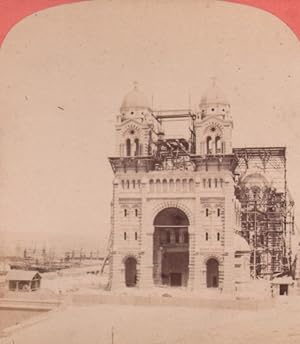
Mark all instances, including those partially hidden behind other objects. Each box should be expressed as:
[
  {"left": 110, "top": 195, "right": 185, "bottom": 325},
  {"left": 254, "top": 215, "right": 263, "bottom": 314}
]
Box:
[{"left": 0, "top": 0, "right": 300, "bottom": 251}]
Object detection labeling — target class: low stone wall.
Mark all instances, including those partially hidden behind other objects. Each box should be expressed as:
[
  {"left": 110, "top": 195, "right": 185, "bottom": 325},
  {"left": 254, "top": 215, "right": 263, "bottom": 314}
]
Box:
[
  {"left": 72, "top": 293, "right": 274, "bottom": 311},
  {"left": 0, "top": 298, "right": 61, "bottom": 311}
]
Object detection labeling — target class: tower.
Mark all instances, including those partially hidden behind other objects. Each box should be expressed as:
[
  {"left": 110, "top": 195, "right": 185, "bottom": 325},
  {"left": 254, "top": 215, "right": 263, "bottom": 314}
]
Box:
[
  {"left": 194, "top": 80, "right": 233, "bottom": 156},
  {"left": 115, "top": 82, "right": 156, "bottom": 158},
  {"left": 108, "top": 82, "right": 250, "bottom": 292}
]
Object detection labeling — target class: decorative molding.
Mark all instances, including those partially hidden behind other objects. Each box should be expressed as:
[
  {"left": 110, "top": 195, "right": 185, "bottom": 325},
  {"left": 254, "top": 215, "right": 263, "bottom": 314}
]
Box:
[{"left": 151, "top": 200, "right": 194, "bottom": 225}]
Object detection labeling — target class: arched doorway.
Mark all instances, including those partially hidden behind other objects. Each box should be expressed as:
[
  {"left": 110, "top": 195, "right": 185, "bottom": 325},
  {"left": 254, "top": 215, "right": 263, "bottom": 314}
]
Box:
[
  {"left": 153, "top": 207, "right": 189, "bottom": 287},
  {"left": 124, "top": 257, "right": 137, "bottom": 287},
  {"left": 206, "top": 258, "right": 219, "bottom": 288}
]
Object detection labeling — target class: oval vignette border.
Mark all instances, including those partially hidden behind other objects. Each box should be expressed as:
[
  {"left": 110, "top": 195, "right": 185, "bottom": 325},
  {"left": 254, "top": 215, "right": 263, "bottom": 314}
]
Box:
[
  {"left": 0, "top": 0, "right": 89, "bottom": 46},
  {"left": 0, "top": 0, "right": 300, "bottom": 46},
  {"left": 224, "top": 0, "right": 300, "bottom": 40}
]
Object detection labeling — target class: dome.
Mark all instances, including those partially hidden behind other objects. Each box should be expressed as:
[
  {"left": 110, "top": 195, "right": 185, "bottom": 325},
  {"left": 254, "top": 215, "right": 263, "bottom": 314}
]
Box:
[
  {"left": 200, "top": 80, "right": 228, "bottom": 105},
  {"left": 242, "top": 173, "right": 269, "bottom": 188},
  {"left": 234, "top": 233, "right": 251, "bottom": 252},
  {"left": 120, "top": 83, "right": 151, "bottom": 110}
]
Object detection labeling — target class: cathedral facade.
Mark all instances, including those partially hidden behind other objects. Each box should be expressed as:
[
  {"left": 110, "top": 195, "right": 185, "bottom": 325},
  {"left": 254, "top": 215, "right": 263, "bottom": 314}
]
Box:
[{"left": 108, "top": 83, "right": 251, "bottom": 292}]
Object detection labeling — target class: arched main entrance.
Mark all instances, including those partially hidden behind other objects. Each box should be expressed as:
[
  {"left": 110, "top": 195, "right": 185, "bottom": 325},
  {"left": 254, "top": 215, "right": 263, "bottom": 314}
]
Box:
[
  {"left": 124, "top": 257, "right": 137, "bottom": 287},
  {"left": 206, "top": 258, "right": 219, "bottom": 288},
  {"left": 153, "top": 207, "right": 189, "bottom": 287}
]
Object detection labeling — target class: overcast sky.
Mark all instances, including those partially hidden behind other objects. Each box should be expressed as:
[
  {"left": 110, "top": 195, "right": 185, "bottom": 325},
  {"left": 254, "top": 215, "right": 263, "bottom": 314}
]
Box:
[{"left": 0, "top": 0, "right": 300, "bottom": 250}]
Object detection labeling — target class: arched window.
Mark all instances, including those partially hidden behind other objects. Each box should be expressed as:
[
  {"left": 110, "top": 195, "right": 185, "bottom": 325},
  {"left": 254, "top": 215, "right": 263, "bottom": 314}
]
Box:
[
  {"left": 217, "top": 232, "right": 220, "bottom": 241},
  {"left": 217, "top": 208, "right": 221, "bottom": 217},
  {"left": 206, "top": 209, "right": 209, "bottom": 217},
  {"left": 189, "top": 179, "right": 195, "bottom": 192},
  {"left": 124, "top": 232, "right": 127, "bottom": 240},
  {"left": 135, "top": 209, "right": 138, "bottom": 217},
  {"left": 206, "top": 258, "right": 219, "bottom": 288},
  {"left": 205, "top": 232, "right": 209, "bottom": 241},
  {"left": 124, "top": 257, "right": 137, "bottom": 287},
  {"left": 206, "top": 136, "right": 212, "bottom": 154},
  {"left": 215, "top": 178, "right": 218, "bottom": 188},
  {"left": 126, "top": 139, "right": 131, "bottom": 156},
  {"left": 134, "top": 138, "right": 139, "bottom": 156},
  {"left": 149, "top": 179, "right": 154, "bottom": 192},
  {"left": 140, "top": 144, "right": 143, "bottom": 155},
  {"left": 135, "top": 232, "right": 138, "bottom": 240},
  {"left": 124, "top": 209, "right": 128, "bottom": 217},
  {"left": 215, "top": 136, "right": 221, "bottom": 154}
]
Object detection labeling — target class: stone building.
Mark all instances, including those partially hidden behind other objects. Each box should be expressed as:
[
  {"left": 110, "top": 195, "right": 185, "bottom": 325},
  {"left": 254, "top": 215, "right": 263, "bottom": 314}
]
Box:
[{"left": 108, "top": 82, "right": 251, "bottom": 292}]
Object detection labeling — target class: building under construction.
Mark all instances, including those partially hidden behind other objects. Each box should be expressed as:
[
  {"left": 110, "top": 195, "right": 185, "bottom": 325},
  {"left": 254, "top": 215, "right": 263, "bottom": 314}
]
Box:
[
  {"left": 106, "top": 82, "right": 296, "bottom": 290},
  {"left": 234, "top": 147, "right": 295, "bottom": 278}
]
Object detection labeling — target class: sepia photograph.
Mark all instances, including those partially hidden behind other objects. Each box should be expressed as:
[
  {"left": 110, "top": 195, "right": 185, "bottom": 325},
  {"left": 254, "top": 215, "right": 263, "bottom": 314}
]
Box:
[{"left": 0, "top": 0, "right": 300, "bottom": 343}]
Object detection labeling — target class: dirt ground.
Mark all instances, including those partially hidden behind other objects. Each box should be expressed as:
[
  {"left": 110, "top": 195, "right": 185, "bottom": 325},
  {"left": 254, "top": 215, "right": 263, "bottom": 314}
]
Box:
[
  {"left": 0, "top": 308, "right": 47, "bottom": 332},
  {"left": 1, "top": 297, "right": 300, "bottom": 344}
]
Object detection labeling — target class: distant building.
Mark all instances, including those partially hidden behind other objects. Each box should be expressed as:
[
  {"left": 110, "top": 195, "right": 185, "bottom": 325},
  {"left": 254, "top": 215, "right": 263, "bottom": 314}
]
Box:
[
  {"left": 108, "top": 82, "right": 252, "bottom": 292},
  {"left": 6, "top": 270, "right": 41, "bottom": 291}
]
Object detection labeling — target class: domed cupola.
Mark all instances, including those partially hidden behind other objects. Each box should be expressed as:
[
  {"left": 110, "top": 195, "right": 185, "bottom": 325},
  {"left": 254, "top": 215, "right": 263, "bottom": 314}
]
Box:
[
  {"left": 199, "top": 79, "right": 230, "bottom": 119},
  {"left": 233, "top": 233, "right": 251, "bottom": 253},
  {"left": 120, "top": 82, "right": 151, "bottom": 114}
]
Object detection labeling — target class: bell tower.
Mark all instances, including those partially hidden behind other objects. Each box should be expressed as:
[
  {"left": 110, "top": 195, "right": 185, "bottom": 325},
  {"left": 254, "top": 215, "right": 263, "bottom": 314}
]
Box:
[
  {"left": 194, "top": 80, "right": 233, "bottom": 156},
  {"left": 115, "top": 83, "right": 155, "bottom": 157}
]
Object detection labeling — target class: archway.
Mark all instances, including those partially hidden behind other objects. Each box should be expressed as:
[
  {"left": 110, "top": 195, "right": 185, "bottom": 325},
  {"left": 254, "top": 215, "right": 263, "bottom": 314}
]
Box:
[
  {"left": 206, "top": 136, "right": 212, "bottom": 154},
  {"left": 153, "top": 207, "right": 189, "bottom": 287},
  {"left": 124, "top": 257, "right": 137, "bottom": 287},
  {"left": 206, "top": 258, "right": 219, "bottom": 288}
]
